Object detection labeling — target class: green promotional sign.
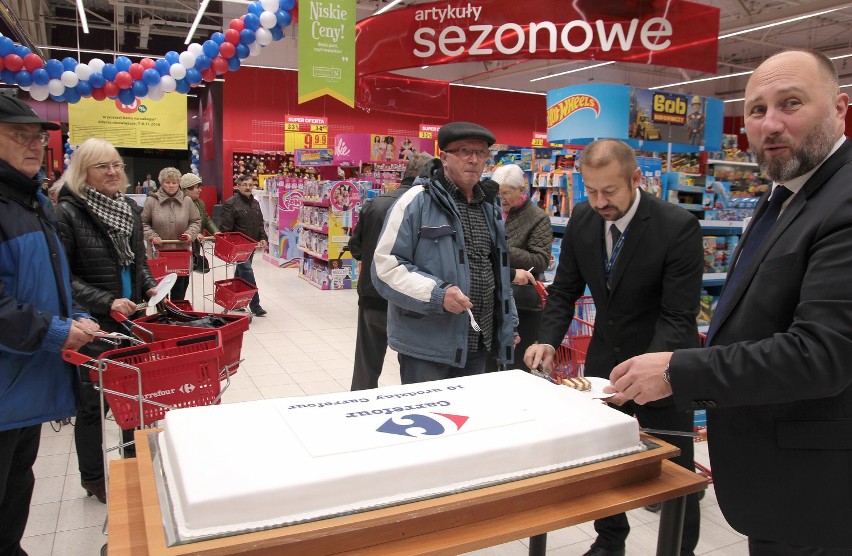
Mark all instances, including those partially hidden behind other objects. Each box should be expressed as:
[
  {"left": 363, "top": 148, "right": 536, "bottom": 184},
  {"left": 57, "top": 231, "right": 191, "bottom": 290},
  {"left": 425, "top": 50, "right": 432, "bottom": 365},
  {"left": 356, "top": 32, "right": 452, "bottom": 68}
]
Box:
[{"left": 298, "top": 0, "right": 355, "bottom": 107}]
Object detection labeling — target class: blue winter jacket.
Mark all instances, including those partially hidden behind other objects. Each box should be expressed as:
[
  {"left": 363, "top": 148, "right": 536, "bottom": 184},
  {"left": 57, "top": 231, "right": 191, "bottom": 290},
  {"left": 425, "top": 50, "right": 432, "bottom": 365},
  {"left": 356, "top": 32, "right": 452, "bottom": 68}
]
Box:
[
  {"left": 372, "top": 160, "right": 516, "bottom": 368},
  {"left": 0, "top": 162, "right": 81, "bottom": 432}
]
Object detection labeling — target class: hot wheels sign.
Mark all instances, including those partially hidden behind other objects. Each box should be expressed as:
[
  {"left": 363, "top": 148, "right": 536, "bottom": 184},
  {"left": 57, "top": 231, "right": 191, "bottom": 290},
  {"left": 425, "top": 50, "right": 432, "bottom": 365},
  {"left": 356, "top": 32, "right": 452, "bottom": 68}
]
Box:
[
  {"left": 547, "top": 94, "right": 601, "bottom": 128},
  {"left": 356, "top": 0, "right": 720, "bottom": 77}
]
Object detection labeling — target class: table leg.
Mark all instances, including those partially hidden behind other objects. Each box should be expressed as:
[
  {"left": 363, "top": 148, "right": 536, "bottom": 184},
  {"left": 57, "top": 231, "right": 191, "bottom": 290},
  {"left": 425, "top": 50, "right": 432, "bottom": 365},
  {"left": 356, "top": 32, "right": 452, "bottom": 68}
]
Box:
[
  {"left": 529, "top": 533, "right": 547, "bottom": 556},
  {"left": 656, "top": 495, "right": 686, "bottom": 556}
]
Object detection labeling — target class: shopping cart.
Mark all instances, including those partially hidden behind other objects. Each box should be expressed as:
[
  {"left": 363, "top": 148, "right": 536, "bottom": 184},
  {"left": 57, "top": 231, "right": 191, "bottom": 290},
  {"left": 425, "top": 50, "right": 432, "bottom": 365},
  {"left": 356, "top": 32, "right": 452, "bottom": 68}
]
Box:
[{"left": 199, "top": 233, "right": 260, "bottom": 313}]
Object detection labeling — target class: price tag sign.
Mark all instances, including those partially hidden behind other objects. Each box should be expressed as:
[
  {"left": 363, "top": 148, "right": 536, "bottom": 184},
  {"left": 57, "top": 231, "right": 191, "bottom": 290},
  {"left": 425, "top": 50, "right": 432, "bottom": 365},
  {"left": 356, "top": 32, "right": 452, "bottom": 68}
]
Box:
[
  {"left": 419, "top": 130, "right": 433, "bottom": 139},
  {"left": 310, "top": 124, "right": 329, "bottom": 133},
  {"left": 284, "top": 115, "right": 329, "bottom": 153},
  {"left": 532, "top": 132, "right": 548, "bottom": 147}
]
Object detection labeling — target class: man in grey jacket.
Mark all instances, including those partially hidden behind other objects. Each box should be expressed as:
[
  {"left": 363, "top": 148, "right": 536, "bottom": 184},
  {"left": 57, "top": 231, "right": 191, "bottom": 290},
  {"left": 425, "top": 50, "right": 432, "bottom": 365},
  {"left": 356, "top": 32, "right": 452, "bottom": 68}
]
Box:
[{"left": 372, "top": 122, "right": 517, "bottom": 384}]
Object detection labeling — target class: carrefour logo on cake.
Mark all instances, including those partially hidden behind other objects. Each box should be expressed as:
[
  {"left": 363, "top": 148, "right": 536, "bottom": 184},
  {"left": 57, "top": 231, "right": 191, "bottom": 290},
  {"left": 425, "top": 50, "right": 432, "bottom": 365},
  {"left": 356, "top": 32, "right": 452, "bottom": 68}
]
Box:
[
  {"left": 547, "top": 95, "right": 600, "bottom": 128},
  {"left": 377, "top": 412, "right": 469, "bottom": 438},
  {"left": 412, "top": 6, "right": 673, "bottom": 59}
]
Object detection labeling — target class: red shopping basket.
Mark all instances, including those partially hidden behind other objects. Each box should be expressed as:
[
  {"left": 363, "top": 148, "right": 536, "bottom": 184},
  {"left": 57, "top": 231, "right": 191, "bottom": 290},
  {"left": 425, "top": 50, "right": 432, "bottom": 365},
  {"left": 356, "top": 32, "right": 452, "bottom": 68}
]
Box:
[
  {"left": 147, "top": 257, "right": 168, "bottom": 280},
  {"left": 131, "top": 311, "right": 249, "bottom": 378},
  {"left": 214, "top": 277, "right": 257, "bottom": 310},
  {"left": 214, "top": 232, "right": 258, "bottom": 263},
  {"left": 554, "top": 317, "right": 593, "bottom": 380},
  {"left": 157, "top": 248, "right": 192, "bottom": 277},
  {"left": 64, "top": 331, "right": 223, "bottom": 429}
]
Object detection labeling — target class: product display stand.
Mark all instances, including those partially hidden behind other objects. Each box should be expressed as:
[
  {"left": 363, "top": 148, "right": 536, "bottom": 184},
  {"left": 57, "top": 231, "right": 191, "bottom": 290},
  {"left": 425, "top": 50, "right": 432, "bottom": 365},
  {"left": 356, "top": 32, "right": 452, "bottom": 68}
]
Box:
[{"left": 105, "top": 430, "right": 706, "bottom": 555}]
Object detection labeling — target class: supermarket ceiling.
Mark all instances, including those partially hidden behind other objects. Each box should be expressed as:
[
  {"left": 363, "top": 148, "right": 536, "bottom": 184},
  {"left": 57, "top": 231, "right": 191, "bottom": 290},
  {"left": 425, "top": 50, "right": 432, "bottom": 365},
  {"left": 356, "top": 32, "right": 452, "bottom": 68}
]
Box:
[{"left": 5, "top": 0, "right": 852, "bottom": 112}]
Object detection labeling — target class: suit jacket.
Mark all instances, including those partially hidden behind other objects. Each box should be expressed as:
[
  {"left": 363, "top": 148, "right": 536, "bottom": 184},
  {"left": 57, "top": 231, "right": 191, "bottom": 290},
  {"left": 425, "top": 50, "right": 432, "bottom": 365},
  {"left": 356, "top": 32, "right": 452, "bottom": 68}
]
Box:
[
  {"left": 671, "top": 138, "right": 852, "bottom": 547},
  {"left": 539, "top": 189, "right": 703, "bottom": 389}
]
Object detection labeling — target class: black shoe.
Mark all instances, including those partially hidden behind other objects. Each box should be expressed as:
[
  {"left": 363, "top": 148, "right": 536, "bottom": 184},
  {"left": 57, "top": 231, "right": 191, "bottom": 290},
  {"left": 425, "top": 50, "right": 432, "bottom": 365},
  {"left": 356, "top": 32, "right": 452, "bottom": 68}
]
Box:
[
  {"left": 252, "top": 307, "right": 267, "bottom": 317},
  {"left": 644, "top": 502, "right": 662, "bottom": 512},
  {"left": 583, "top": 546, "right": 625, "bottom": 556},
  {"left": 231, "top": 307, "right": 248, "bottom": 313},
  {"left": 82, "top": 479, "right": 107, "bottom": 504}
]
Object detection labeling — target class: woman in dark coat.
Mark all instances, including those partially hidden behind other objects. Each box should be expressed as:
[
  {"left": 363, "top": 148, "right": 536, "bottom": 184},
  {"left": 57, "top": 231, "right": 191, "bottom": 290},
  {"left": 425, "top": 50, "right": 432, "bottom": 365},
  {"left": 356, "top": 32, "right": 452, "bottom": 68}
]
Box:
[{"left": 54, "top": 138, "right": 158, "bottom": 503}]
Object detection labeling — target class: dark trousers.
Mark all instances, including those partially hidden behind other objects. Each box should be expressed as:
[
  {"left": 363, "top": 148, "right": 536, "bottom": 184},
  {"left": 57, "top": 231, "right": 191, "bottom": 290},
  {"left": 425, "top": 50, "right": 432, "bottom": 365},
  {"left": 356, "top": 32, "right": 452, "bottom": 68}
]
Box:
[
  {"left": 399, "top": 348, "right": 487, "bottom": 384},
  {"left": 75, "top": 382, "right": 135, "bottom": 483},
  {"left": 234, "top": 252, "right": 260, "bottom": 312},
  {"left": 169, "top": 275, "right": 190, "bottom": 302},
  {"left": 749, "top": 539, "right": 852, "bottom": 555},
  {"left": 351, "top": 300, "right": 389, "bottom": 391},
  {"left": 593, "top": 402, "right": 700, "bottom": 553},
  {"left": 483, "top": 308, "right": 541, "bottom": 373},
  {"left": 0, "top": 424, "right": 41, "bottom": 556}
]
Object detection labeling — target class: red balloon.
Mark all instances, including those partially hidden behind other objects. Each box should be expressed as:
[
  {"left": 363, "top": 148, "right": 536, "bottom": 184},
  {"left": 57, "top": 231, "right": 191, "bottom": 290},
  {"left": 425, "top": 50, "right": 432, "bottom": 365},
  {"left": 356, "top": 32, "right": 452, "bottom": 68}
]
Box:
[
  {"left": 212, "top": 56, "right": 229, "bottom": 75},
  {"left": 0, "top": 57, "right": 6, "bottom": 72},
  {"left": 224, "top": 29, "right": 240, "bottom": 45},
  {"left": 128, "top": 63, "right": 144, "bottom": 80},
  {"left": 4, "top": 54, "right": 23, "bottom": 72},
  {"left": 114, "top": 71, "right": 133, "bottom": 89},
  {"left": 91, "top": 87, "right": 106, "bottom": 101},
  {"left": 229, "top": 18, "right": 245, "bottom": 32},
  {"left": 140, "top": 58, "right": 156, "bottom": 70},
  {"left": 219, "top": 42, "right": 236, "bottom": 59},
  {"left": 103, "top": 81, "right": 119, "bottom": 97},
  {"left": 23, "top": 53, "right": 43, "bottom": 72},
  {"left": 201, "top": 67, "right": 216, "bottom": 82}
]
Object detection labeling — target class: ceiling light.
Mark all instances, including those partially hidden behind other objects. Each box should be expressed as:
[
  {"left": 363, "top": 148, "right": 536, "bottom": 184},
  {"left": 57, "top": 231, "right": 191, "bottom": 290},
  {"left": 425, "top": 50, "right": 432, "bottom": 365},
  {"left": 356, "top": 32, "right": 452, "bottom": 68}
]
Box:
[
  {"left": 75, "top": 0, "right": 89, "bottom": 34},
  {"left": 652, "top": 70, "right": 753, "bottom": 89},
  {"left": 718, "top": 7, "right": 846, "bottom": 39},
  {"left": 374, "top": 0, "right": 403, "bottom": 16},
  {"left": 530, "top": 61, "right": 614, "bottom": 83},
  {"left": 452, "top": 83, "right": 546, "bottom": 96},
  {"left": 185, "top": 0, "right": 211, "bottom": 44}
]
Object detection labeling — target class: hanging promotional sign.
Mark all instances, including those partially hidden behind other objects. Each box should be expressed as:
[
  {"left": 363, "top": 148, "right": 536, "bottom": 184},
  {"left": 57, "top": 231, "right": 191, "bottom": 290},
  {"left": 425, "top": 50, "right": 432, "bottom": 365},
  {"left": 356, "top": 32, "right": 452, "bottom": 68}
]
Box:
[
  {"left": 68, "top": 93, "right": 187, "bottom": 149},
  {"left": 298, "top": 0, "right": 356, "bottom": 107},
  {"left": 546, "top": 84, "right": 722, "bottom": 152},
  {"left": 356, "top": 0, "right": 720, "bottom": 78},
  {"left": 333, "top": 134, "right": 434, "bottom": 164},
  {"left": 284, "top": 114, "right": 329, "bottom": 153}
]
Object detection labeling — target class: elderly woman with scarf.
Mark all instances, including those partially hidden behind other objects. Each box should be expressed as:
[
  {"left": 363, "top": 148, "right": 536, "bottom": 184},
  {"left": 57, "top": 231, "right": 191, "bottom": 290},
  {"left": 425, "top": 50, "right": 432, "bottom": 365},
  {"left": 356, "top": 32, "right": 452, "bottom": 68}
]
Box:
[{"left": 54, "top": 138, "right": 158, "bottom": 503}]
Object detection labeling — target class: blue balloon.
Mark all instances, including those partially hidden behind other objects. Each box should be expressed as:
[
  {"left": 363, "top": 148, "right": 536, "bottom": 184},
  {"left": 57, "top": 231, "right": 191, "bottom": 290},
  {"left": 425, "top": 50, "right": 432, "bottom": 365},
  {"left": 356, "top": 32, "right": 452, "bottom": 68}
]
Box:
[
  {"left": 142, "top": 68, "right": 161, "bottom": 85},
  {"left": 117, "top": 88, "right": 135, "bottom": 104},
  {"left": 279, "top": 0, "right": 295, "bottom": 10},
  {"left": 235, "top": 44, "right": 250, "bottom": 59},
  {"left": 88, "top": 72, "right": 105, "bottom": 88},
  {"left": 211, "top": 32, "right": 225, "bottom": 45},
  {"left": 270, "top": 26, "right": 284, "bottom": 40},
  {"left": 191, "top": 157, "right": 199, "bottom": 164},
  {"left": 0, "top": 69, "right": 17, "bottom": 85},
  {"left": 275, "top": 10, "right": 292, "bottom": 27},
  {"left": 0, "top": 37, "right": 14, "bottom": 57},
  {"left": 31, "top": 68, "right": 50, "bottom": 86},
  {"left": 185, "top": 67, "right": 202, "bottom": 85},
  {"left": 202, "top": 40, "right": 219, "bottom": 59},
  {"left": 240, "top": 29, "right": 256, "bottom": 45},
  {"left": 227, "top": 56, "right": 241, "bottom": 71},
  {"left": 15, "top": 45, "right": 31, "bottom": 58},
  {"left": 62, "top": 57, "right": 78, "bottom": 71},
  {"left": 14, "top": 70, "right": 32, "bottom": 87},
  {"left": 64, "top": 88, "right": 81, "bottom": 103},
  {"left": 248, "top": 1, "right": 264, "bottom": 15},
  {"left": 243, "top": 13, "right": 260, "bottom": 31},
  {"left": 114, "top": 56, "right": 132, "bottom": 72},
  {"left": 45, "top": 59, "right": 64, "bottom": 79},
  {"left": 75, "top": 80, "right": 93, "bottom": 96},
  {"left": 132, "top": 80, "right": 148, "bottom": 97},
  {"left": 102, "top": 63, "right": 118, "bottom": 81},
  {"left": 65, "top": 148, "right": 73, "bottom": 155},
  {"left": 175, "top": 78, "right": 191, "bottom": 94},
  {"left": 154, "top": 58, "right": 171, "bottom": 76},
  {"left": 164, "top": 51, "right": 180, "bottom": 65},
  {"left": 194, "top": 55, "right": 211, "bottom": 71},
  {"left": 50, "top": 94, "right": 66, "bottom": 102}
]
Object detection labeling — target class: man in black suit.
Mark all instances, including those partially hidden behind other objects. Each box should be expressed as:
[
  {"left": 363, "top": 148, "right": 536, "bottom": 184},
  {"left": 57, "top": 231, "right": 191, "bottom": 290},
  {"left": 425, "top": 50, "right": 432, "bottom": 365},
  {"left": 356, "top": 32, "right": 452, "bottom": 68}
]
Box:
[
  {"left": 609, "top": 49, "right": 852, "bottom": 553},
  {"left": 525, "top": 138, "right": 704, "bottom": 556}
]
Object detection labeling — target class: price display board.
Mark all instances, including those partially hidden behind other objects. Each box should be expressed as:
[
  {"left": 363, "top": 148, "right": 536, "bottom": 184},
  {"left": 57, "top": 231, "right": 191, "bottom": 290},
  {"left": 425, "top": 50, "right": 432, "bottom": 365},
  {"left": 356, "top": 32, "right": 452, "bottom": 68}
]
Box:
[
  {"left": 419, "top": 124, "right": 441, "bottom": 154},
  {"left": 284, "top": 115, "right": 329, "bottom": 153}
]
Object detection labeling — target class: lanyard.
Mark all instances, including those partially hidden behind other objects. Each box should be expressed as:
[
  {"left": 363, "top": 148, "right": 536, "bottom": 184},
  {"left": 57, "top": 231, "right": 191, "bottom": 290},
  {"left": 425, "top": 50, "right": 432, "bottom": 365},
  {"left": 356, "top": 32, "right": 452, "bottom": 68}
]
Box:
[{"left": 604, "top": 224, "right": 630, "bottom": 287}]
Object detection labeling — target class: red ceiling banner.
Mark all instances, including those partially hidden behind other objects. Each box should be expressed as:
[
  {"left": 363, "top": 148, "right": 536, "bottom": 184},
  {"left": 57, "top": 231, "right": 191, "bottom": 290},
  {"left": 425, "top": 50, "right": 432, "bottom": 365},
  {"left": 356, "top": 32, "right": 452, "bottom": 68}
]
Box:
[
  {"left": 356, "top": 0, "right": 721, "bottom": 77},
  {"left": 356, "top": 74, "right": 450, "bottom": 118}
]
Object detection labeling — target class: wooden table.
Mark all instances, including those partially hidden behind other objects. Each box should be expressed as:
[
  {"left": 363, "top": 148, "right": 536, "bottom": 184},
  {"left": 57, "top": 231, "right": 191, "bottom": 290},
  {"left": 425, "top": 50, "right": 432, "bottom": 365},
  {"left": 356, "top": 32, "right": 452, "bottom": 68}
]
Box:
[{"left": 106, "top": 430, "right": 706, "bottom": 555}]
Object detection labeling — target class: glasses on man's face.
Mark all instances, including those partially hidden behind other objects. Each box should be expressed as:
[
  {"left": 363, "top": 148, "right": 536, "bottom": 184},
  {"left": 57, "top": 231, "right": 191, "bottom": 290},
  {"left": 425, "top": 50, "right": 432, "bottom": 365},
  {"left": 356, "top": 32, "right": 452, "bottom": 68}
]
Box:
[
  {"left": 90, "top": 162, "right": 126, "bottom": 173},
  {"left": 443, "top": 147, "right": 490, "bottom": 160},
  {"left": 0, "top": 130, "right": 51, "bottom": 147}
]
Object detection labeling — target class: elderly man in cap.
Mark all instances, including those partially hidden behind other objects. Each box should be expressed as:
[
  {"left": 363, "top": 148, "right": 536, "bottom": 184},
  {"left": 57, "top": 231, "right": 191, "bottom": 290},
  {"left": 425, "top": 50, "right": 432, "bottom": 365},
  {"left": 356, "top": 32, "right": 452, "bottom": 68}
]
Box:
[
  {"left": 0, "top": 96, "right": 97, "bottom": 555},
  {"left": 372, "top": 122, "right": 517, "bottom": 384}
]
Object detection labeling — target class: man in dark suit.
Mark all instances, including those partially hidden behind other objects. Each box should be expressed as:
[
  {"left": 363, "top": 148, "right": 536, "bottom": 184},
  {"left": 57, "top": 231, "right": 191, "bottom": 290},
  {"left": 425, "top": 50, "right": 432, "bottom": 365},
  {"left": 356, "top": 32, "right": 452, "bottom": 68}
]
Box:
[
  {"left": 609, "top": 49, "right": 852, "bottom": 553},
  {"left": 347, "top": 152, "right": 434, "bottom": 390},
  {"left": 525, "top": 138, "right": 704, "bottom": 556}
]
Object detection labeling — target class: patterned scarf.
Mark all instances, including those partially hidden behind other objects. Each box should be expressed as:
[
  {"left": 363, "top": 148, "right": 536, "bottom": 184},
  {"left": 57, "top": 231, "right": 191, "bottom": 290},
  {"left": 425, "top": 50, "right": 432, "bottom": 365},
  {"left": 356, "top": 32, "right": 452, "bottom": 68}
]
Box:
[{"left": 84, "top": 186, "right": 135, "bottom": 266}]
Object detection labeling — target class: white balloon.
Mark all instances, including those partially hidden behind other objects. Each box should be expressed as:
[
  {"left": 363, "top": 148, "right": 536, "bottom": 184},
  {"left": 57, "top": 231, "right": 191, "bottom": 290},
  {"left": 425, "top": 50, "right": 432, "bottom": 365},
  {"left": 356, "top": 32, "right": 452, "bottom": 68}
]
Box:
[
  {"left": 75, "top": 64, "right": 92, "bottom": 81},
  {"left": 19, "top": 85, "right": 30, "bottom": 91},
  {"left": 88, "top": 58, "right": 105, "bottom": 72},
  {"left": 60, "top": 70, "right": 79, "bottom": 88},
  {"left": 248, "top": 42, "right": 262, "bottom": 56},
  {"left": 30, "top": 84, "right": 49, "bottom": 101},
  {"left": 160, "top": 75, "right": 176, "bottom": 92},
  {"left": 254, "top": 28, "right": 272, "bottom": 47},
  {"left": 147, "top": 85, "right": 164, "bottom": 101},
  {"left": 47, "top": 79, "right": 65, "bottom": 96},
  {"left": 190, "top": 164, "right": 198, "bottom": 171},
  {"left": 259, "top": 11, "right": 277, "bottom": 29},
  {"left": 260, "top": 0, "right": 278, "bottom": 11},
  {"left": 191, "top": 148, "right": 198, "bottom": 155},
  {"left": 170, "top": 62, "right": 187, "bottom": 79},
  {"left": 187, "top": 42, "right": 203, "bottom": 57}
]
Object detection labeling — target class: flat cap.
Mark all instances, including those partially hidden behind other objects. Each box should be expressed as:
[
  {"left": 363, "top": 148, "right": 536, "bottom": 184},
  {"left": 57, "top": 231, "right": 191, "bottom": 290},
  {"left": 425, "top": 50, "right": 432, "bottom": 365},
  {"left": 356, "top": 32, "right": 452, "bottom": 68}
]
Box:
[
  {"left": 0, "top": 96, "right": 60, "bottom": 130},
  {"left": 438, "top": 121, "right": 495, "bottom": 150}
]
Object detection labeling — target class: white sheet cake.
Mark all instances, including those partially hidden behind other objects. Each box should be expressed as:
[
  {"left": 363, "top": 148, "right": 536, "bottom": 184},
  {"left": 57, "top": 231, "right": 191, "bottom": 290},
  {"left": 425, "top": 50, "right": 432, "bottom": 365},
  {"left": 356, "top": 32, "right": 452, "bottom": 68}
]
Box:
[{"left": 158, "top": 370, "right": 643, "bottom": 540}]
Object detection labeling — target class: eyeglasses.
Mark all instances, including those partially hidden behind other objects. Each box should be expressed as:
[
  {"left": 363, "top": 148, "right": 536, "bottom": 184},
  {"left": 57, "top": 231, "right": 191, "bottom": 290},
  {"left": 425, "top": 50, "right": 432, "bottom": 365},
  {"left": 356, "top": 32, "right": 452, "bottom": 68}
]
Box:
[
  {"left": 443, "top": 147, "right": 490, "bottom": 159},
  {"left": 0, "top": 130, "right": 51, "bottom": 147},
  {"left": 90, "top": 162, "right": 126, "bottom": 173}
]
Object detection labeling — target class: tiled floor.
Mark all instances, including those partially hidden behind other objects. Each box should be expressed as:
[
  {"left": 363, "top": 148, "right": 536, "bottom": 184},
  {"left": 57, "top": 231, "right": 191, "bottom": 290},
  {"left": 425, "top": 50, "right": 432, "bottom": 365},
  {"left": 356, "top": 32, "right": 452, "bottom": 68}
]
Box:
[{"left": 22, "top": 262, "right": 748, "bottom": 555}]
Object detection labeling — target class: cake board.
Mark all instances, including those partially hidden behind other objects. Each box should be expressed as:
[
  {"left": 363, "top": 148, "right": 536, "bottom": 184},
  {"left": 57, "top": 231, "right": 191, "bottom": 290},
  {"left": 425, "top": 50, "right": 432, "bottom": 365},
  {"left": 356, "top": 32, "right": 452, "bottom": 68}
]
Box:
[{"left": 105, "top": 428, "right": 707, "bottom": 555}]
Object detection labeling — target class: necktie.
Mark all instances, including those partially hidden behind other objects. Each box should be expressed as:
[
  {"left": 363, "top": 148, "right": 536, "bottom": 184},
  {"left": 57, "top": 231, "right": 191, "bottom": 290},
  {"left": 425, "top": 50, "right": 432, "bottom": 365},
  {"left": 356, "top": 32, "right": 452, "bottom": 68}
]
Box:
[
  {"left": 706, "top": 185, "right": 793, "bottom": 343},
  {"left": 606, "top": 225, "right": 622, "bottom": 290},
  {"left": 610, "top": 224, "right": 622, "bottom": 247}
]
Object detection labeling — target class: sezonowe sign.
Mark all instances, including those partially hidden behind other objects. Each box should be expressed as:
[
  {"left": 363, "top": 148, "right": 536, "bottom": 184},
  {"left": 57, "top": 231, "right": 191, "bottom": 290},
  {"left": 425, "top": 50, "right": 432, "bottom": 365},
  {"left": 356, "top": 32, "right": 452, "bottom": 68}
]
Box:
[{"left": 356, "top": 0, "right": 720, "bottom": 77}]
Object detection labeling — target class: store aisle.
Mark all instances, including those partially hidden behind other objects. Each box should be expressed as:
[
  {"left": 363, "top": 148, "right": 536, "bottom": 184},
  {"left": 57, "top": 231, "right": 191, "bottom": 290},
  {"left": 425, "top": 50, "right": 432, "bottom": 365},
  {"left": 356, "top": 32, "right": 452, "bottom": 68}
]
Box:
[{"left": 22, "top": 263, "right": 747, "bottom": 556}]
